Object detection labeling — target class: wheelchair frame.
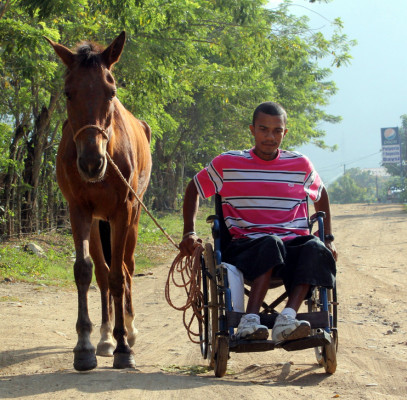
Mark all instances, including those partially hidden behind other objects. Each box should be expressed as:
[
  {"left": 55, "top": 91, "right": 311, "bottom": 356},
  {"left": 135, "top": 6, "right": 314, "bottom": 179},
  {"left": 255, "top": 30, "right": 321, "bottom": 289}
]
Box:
[{"left": 199, "top": 195, "right": 338, "bottom": 377}]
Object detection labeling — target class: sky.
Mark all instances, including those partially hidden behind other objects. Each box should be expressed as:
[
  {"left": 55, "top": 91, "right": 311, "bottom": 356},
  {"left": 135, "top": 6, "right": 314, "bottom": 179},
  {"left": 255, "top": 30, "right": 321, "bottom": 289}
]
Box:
[{"left": 267, "top": 0, "right": 407, "bottom": 185}]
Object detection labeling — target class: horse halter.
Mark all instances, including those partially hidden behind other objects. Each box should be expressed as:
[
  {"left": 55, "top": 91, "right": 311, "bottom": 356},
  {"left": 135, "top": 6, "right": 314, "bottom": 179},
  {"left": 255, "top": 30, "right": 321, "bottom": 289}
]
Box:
[{"left": 72, "top": 124, "right": 110, "bottom": 143}]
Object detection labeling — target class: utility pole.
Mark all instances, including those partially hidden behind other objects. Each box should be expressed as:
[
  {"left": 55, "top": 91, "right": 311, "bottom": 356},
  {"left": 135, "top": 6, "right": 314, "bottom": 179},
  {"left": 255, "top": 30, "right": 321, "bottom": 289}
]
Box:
[{"left": 376, "top": 174, "right": 379, "bottom": 202}]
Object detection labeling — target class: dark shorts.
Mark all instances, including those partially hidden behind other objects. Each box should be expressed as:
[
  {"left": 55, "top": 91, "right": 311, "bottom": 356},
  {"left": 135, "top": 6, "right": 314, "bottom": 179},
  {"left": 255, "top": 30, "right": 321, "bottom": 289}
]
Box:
[{"left": 222, "top": 235, "right": 336, "bottom": 295}]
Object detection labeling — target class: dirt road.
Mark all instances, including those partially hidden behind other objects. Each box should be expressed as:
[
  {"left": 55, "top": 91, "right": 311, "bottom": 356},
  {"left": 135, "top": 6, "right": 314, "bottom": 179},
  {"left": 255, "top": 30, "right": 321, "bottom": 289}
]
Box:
[{"left": 1, "top": 203, "right": 406, "bottom": 399}]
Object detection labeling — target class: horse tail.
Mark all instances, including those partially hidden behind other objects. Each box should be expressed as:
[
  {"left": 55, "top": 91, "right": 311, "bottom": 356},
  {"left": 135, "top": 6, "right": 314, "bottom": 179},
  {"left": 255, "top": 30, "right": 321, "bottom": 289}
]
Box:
[{"left": 99, "top": 220, "right": 111, "bottom": 267}]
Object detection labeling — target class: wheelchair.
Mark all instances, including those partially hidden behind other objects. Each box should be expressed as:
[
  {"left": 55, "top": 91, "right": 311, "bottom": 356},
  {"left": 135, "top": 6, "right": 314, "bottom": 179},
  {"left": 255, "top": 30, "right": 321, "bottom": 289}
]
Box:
[{"left": 199, "top": 195, "right": 338, "bottom": 378}]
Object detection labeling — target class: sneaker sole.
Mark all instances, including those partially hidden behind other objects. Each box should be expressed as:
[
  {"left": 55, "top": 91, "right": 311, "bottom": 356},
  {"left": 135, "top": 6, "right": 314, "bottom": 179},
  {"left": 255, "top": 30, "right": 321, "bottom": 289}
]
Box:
[
  {"left": 278, "top": 323, "right": 311, "bottom": 341},
  {"left": 240, "top": 327, "right": 269, "bottom": 341}
]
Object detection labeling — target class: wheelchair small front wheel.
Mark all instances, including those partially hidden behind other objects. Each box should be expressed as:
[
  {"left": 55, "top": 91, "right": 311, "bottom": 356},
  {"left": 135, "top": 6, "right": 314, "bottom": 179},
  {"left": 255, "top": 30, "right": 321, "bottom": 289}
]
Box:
[
  {"left": 214, "top": 335, "right": 229, "bottom": 378},
  {"left": 318, "top": 329, "right": 338, "bottom": 374},
  {"left": 308, "top": 286, "right": 338, "bottom": 374}
]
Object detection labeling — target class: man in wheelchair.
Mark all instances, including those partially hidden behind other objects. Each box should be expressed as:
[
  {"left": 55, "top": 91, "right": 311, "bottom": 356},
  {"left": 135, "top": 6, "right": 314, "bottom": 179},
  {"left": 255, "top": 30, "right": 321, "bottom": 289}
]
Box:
[{"left": 180, "top": 101, "right": 337, "bottom": 343}]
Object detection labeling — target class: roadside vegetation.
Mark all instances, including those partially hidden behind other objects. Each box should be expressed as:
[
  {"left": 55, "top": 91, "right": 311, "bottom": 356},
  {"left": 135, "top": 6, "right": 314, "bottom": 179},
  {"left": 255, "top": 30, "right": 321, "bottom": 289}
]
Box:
[
  {"left": 0, "top": 203, "right": 213, "bottom": 287},
  {"left": 328, "top": 167, "right": 406, "bottom": 204}
]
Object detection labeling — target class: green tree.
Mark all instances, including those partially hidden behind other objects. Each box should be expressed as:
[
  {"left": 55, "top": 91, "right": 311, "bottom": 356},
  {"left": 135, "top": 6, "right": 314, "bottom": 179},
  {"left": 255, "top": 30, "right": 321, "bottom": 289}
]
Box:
[
  {"left": 0, "top": 0, "right": 355, "bottom": 237},
  {"left": 328, "top": 168, "right": 391, "bottom": 204},
  {"left": 329, "top": 174, "right": 370, "bottom": 204}
]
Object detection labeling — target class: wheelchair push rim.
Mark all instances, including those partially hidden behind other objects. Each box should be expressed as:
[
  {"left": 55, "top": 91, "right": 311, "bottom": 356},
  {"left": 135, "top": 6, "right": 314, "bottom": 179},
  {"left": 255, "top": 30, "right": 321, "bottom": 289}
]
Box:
[{"left": 202, "top": 243, "right": 220, "bottom": 369}]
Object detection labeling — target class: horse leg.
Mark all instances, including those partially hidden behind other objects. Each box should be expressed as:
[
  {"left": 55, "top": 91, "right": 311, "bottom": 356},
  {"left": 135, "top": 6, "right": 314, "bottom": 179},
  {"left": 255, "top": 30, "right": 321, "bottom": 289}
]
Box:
[
  {"left": 90, "top": 220, "right": 115, "bottom": 357},
  {"left": 123, "top": 216, "right": 140, "bottom": 348},
  {"left": 109, "top": 214, "right": 136, "bottom": 369},
  {"left": 70, "top": 208, "right": 97, "bottom": 371}
]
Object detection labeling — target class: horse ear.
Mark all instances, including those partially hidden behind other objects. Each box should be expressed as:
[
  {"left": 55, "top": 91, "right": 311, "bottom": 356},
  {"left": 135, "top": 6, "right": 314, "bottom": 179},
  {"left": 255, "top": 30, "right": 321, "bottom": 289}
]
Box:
[
  {"left": 102, "top": 31, "right": 126, "bottom": 69},
  {"left": 44, "top": 36, "right": 75, "bottom": 69}
]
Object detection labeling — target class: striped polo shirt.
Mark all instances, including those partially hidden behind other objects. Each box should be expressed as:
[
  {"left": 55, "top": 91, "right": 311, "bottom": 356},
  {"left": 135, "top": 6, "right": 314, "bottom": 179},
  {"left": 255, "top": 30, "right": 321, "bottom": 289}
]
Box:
[{"left": 194, "top": 148, "right": 324, "bottom": 241}]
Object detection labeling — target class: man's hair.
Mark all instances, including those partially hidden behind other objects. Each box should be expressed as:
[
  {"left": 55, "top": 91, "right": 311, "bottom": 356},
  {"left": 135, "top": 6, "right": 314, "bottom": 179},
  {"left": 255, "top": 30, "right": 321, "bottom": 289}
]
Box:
[{"left": 252, "top": 101, "right": 287, "bottom": 125}]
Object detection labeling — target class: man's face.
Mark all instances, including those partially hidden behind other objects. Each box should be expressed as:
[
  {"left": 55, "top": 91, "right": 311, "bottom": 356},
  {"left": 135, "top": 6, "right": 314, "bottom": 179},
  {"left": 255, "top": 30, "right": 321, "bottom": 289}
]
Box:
[{"left": 249, "top": 112, "right": 287, "bottom": 161}]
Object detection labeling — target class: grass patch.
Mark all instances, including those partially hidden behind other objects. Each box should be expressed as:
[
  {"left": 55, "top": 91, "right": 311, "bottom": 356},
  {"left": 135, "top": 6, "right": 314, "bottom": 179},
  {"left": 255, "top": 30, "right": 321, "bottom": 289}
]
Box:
[
  {"left": 160, "top": 364, "right": 212, "bottom": 375},
  {"left": 137, "top": 204, "right": 213, "bottom": 245},
  {"left": 0, "top": 295, "right": 21, "bottom": 302},
  {"left": 135, "top": 204, "right": 213, "bottom": 269},
  {"left": 0, "top": 232, "right": 75, "bottom": 287},
  {"left": 0, "top": 204, "right": 215, "bottom": 286}
]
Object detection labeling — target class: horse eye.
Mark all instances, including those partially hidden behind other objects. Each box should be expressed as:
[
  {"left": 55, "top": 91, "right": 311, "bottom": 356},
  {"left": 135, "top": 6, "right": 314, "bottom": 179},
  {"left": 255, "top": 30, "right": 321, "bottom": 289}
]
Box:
[
  {"left": 111, "top": 89, "right": 117, "bottom": 99},
  {"left": 64, "top": 91, "right": 72, "bottom": 101}
]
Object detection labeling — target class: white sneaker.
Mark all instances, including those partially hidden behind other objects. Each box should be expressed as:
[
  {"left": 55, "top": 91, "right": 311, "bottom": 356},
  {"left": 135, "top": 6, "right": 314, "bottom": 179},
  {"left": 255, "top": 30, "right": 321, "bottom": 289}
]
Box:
[
  {"left": 236, "top": 314, "right": 269, "bottom": 340},
  {"left": 272, "top": 314, "right": 311, "bottom": 342}
]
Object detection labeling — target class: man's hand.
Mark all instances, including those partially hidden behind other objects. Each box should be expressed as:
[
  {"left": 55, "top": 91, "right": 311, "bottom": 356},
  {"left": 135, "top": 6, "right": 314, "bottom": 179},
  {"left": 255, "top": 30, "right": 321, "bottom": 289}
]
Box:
[
  {"left": 179, "top": 234, "right": 202, "bottom": 256},
  {"left": 325, "top": 241, "right": 338, "bottom": 262}
]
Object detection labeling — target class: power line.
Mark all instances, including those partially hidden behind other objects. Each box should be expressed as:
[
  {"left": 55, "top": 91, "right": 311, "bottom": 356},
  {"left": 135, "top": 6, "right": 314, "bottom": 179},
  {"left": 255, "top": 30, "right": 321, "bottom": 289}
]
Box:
[{"left": 317, "top": 150, "right": 381, "bottom": 173}]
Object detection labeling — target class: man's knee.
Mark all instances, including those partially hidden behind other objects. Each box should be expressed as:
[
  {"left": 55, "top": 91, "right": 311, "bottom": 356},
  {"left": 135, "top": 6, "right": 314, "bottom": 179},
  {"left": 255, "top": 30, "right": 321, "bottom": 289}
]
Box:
[{"left": 260, "top": 235, "right": 285, "bottom": 252}]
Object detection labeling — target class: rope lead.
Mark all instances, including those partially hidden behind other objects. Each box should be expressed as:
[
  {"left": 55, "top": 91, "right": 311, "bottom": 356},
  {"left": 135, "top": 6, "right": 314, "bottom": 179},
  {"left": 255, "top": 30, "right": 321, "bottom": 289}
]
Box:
[
  {"left": 106, "top": 153, "right": 179, "bottom": 250},
  {"left": 107, "top": 151, "right": 202, "bottom": 342}
]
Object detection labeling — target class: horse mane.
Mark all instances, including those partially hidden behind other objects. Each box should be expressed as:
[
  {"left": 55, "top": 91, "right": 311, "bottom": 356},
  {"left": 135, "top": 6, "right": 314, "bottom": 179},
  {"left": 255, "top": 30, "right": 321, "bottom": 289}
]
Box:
[{"left": 73, "top": 41, "right": 105, "bottom": 68}]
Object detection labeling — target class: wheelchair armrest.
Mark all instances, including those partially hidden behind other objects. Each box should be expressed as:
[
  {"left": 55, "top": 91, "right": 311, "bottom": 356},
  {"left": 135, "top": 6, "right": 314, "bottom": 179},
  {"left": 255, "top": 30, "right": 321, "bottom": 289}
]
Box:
[
  {"left": 206, "top": 215, "right": 219, "bottom": 224},
  {"left": 309, "top": 211, "right": 326, "bottom": 224},
  {"left": 206, "top": 214, "right": 221, "bottom": 241},
  {"left": 309, "top": 211, "right": 325, "bottom": 241}
]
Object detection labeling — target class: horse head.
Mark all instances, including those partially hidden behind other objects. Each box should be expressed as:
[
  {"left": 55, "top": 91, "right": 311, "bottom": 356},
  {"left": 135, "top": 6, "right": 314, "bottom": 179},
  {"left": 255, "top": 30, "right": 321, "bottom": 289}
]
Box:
[{"left": 45, "top": 32, "right": 126, "bottom": 182}]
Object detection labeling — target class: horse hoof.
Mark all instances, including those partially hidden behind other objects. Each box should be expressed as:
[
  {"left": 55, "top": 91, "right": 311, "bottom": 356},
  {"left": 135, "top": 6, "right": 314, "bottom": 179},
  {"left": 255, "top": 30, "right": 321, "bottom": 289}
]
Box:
[
  {"left": 96, "top": 341, "right": 115, "bottom": 357},
  {"left": 73, "top": 350, "right": 97, "bottom": 371},
  {"left": 113, "top": 351, "right": 136, "bottom": 369}
]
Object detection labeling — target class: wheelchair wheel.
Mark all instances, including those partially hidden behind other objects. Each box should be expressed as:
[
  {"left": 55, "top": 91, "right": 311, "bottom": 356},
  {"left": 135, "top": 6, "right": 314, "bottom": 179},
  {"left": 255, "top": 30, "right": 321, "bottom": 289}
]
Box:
[
  {"left": 308, "top": 285, "right": 338, "bottom": 374},
  {"left": 200, "top": 256, "right": 209, "bottom": 360},
  {"left": 204, "top": 243, "right": 219, "bottom": 369}
]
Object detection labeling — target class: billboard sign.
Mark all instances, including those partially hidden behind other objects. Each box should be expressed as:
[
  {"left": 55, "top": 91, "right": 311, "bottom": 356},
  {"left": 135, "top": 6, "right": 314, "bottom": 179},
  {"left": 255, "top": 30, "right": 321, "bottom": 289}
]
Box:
[{"left": 381, "top": 127, "right": 401, "bottom": 164}]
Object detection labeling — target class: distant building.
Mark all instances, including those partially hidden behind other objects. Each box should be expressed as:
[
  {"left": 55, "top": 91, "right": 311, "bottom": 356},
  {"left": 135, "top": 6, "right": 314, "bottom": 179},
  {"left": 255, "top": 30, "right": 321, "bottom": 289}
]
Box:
[{"left": 362, "top": 167, "right": 390, "bottom": 177}]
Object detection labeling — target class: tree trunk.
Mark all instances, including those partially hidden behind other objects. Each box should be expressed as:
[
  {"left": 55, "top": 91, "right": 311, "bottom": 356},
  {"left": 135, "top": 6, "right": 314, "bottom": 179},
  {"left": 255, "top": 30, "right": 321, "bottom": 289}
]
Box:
[
  {"left": 21, "top": 92, "right": 60, "bottom": 233},
  {"left": 1, "top": 124, "right": 27, "bottom": 237},
  {"left": 151, "top": 137, "right": 182, "bottom": 210}
]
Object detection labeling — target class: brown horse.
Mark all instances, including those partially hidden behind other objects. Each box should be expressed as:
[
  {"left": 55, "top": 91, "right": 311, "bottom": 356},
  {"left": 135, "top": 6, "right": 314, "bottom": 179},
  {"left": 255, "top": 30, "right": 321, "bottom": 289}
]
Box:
[{"left": 46, "top": 31, "right": 152, "bottom": 370}]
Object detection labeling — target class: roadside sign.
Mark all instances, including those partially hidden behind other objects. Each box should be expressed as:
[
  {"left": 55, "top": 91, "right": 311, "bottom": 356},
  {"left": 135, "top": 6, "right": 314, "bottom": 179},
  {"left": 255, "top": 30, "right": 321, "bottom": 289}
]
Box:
[{"left": 381, "top": 127, "right": 401, "bottom": 164}]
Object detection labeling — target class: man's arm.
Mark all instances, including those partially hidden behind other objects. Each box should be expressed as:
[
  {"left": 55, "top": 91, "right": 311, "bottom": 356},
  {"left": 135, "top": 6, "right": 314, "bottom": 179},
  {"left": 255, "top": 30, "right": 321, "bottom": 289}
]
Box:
[
  {"left": 314, "top": 186, "right": 338, "bottom": 261},
  {"left": 179, "top": 180, "right": 201, "bottom": 256}
]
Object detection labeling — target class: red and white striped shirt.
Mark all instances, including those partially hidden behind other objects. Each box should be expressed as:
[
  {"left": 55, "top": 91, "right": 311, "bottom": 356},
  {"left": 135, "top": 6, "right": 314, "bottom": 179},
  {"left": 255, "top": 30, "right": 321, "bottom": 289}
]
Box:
[{"left": 194, "top": 148, "right": 324, "bottom": 241}]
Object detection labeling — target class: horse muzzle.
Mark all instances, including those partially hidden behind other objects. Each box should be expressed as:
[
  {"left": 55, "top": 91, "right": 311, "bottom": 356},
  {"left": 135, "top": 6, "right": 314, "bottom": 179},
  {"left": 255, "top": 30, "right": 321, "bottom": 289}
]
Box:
[{"left": 77, "top": 153, "right": 107, "bottom": 183}]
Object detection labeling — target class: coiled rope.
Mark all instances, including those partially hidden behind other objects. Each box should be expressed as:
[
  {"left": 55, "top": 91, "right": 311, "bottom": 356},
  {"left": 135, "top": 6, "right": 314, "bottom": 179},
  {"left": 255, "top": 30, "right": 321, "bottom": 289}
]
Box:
[{"left": 165, "top": 245, "right": 205, "bottom": 344}]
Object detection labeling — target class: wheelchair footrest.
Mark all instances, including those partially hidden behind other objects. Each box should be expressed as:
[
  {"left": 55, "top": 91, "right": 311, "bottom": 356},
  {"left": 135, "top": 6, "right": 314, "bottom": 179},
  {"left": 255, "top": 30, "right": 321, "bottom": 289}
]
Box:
[
  {"left": 280, "top": 330, "right": 332, "bottom": 352},
  {"left": 229, "top": 339, "right": 276, "bottom": 353},
  {"left": 229, "top": 331, "right": 331, "bottom": 353}
]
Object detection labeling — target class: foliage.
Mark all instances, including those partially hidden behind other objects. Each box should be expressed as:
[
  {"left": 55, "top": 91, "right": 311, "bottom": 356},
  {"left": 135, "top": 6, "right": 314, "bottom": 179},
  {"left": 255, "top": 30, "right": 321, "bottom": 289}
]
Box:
[
  {"left": 328, "top": 167, "right": 394, "bottom": 204},
  {"left": 384, "top": 176, "right": 406, "bottom": 203},
  {"left": 329, "top": 174, "right": 370, "bottom": 204},
  {"left": 0, "top": 0, "right": 356, "bottom": 236}
]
